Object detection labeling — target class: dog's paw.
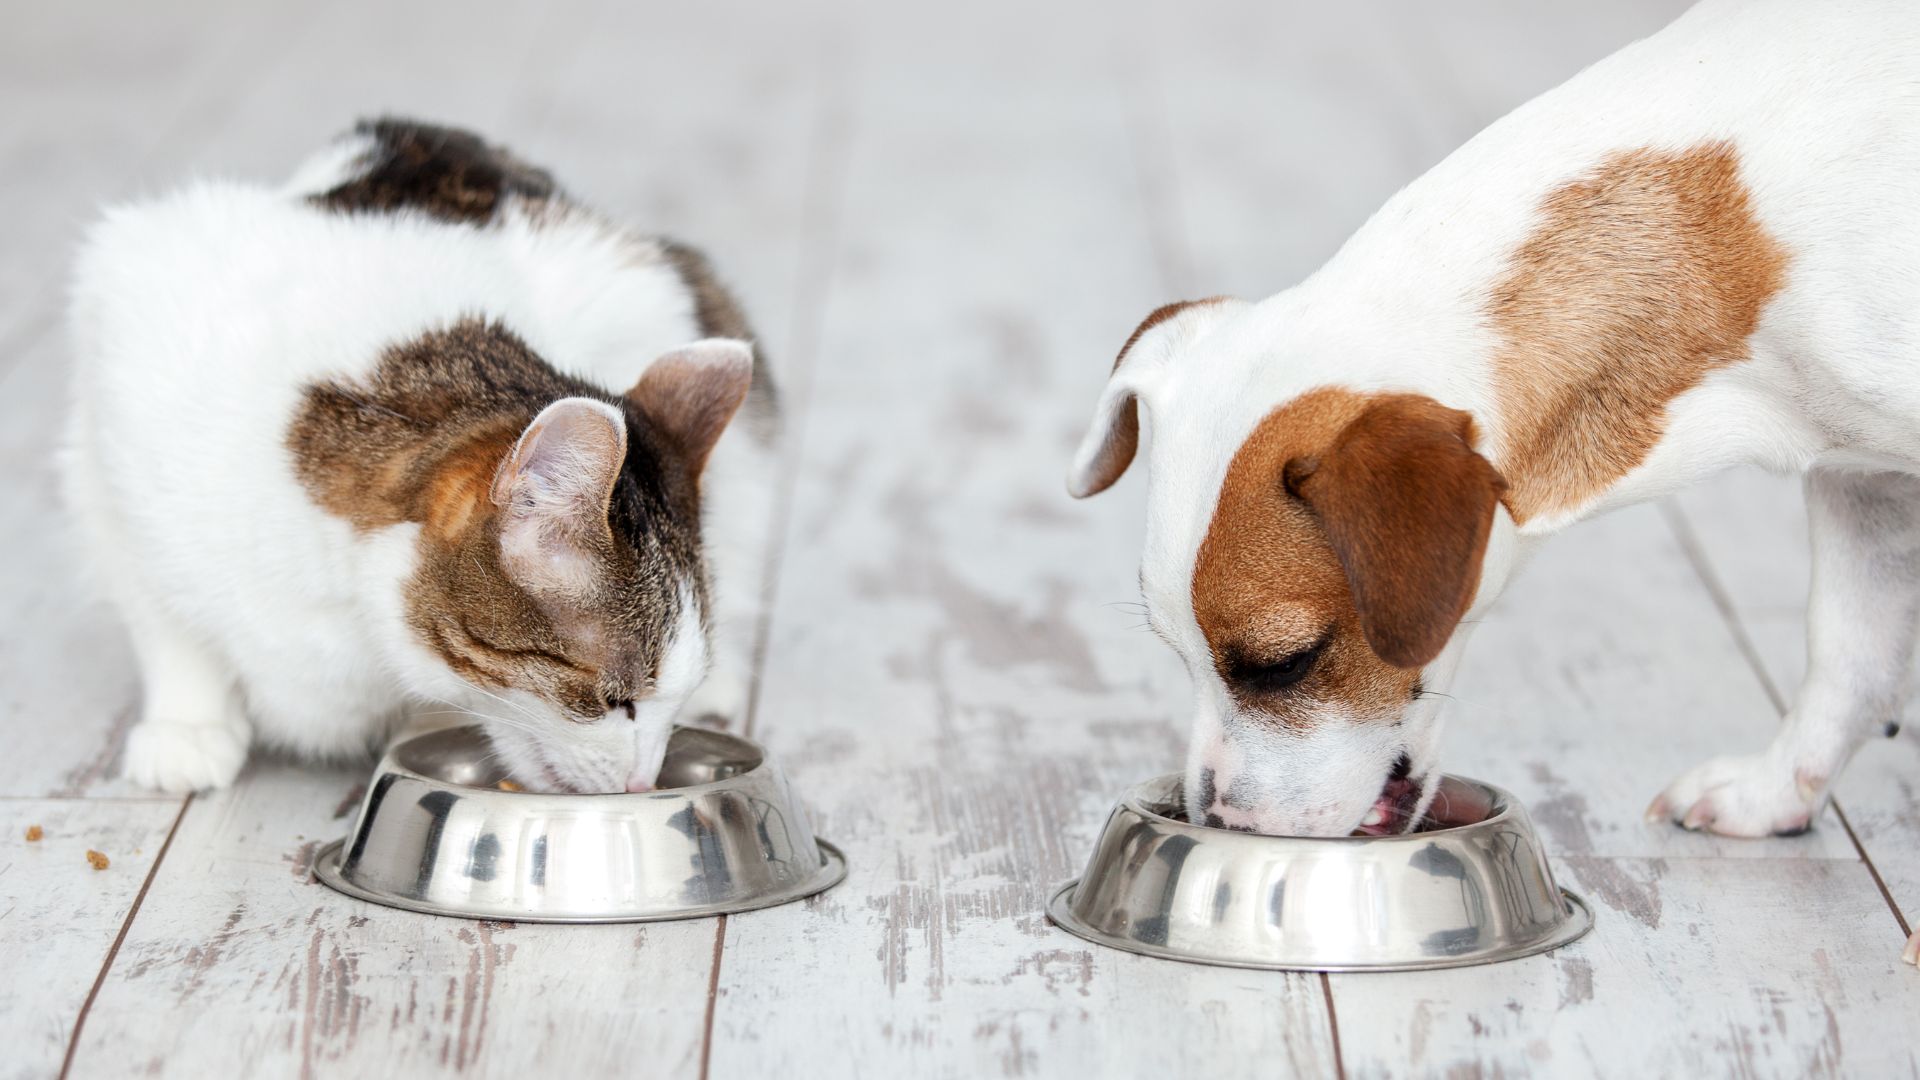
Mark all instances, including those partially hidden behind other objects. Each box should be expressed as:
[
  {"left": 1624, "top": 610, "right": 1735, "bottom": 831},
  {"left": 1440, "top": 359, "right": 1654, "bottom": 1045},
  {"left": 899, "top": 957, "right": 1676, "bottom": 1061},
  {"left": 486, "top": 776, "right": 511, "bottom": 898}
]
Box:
[
  {"left": 1905, "top": 928, "right": 1919, "bottom": 968},
  {"left": 122, "top": 715, "right": 252, "bottom": 793},
  {"left": 1646, "top": 752, "right": 1822, "bottom": 837},
  {"left": 679, "top": 672, "right": 750, "bottom": 730}
]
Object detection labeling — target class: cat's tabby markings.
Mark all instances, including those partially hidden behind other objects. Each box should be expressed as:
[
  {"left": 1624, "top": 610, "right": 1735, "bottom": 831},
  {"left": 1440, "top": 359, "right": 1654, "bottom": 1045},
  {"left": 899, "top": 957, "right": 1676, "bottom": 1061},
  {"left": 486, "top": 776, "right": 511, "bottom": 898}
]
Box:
[{"left": 65, "top": 117, "right": 776, "bottom": 795}]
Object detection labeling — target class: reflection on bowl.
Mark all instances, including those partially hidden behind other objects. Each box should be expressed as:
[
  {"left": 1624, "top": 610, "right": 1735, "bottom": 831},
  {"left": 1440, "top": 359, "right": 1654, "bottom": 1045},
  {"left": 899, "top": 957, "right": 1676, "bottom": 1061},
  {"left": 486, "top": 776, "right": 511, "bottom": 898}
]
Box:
[
  {"left": 314, "top": 725, "right": 845, "bottom": 923},
  {"left": 1049, "top": 774, "right": 1591, "bottom": 971}
]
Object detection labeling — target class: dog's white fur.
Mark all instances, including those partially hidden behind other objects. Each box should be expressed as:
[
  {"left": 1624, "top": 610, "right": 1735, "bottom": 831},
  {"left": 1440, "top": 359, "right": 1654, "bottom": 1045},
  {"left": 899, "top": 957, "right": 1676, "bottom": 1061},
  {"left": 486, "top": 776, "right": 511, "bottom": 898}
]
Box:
[
  {"left": 1072, "top": 0, "right": 1920, "bottom": 960},
  {"left": 64, "top": 147, "right": 774, "bottom": 794}
]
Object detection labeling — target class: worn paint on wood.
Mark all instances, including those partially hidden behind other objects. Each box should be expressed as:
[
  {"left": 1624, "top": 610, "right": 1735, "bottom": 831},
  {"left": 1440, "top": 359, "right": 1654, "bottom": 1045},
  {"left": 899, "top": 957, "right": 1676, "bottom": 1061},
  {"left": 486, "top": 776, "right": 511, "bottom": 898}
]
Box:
[
  {"left": 705, "top": 9, "right": 1342, "bottom": 1077},
  {"left": 0, "top": 799, "right": 182, "bottom": 1078},
  {"left": 10, "top": 0, "right": 1917, "bottom": 1077},
  {"left": 66, "top": 764, "right": 720, "bottom": 1079}
]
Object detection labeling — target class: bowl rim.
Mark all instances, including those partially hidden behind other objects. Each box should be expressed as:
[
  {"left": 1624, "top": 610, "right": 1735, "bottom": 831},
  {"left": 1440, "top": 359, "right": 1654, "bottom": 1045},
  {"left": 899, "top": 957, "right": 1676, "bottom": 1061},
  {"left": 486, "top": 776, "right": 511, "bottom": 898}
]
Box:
[
  {"left": 1119, "top": 772, "right": 1516, "bottom": 842},
  {"left": 1045, "top": 878, "right": 1593, "bottom": 973},
  {"left": 379, "top": 723, "right": 778, "bottom": 802},
  {"left": 313, "top": 837, "right": 849, "bottom": 924}
]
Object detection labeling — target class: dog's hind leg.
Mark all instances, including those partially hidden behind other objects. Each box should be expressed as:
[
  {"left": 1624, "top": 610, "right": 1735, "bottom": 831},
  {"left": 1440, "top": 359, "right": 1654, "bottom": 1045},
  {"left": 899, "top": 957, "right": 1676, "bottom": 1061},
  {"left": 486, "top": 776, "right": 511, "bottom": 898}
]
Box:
[{"left": 1652, "top": 467, "right": 1920, "bottom": 837}]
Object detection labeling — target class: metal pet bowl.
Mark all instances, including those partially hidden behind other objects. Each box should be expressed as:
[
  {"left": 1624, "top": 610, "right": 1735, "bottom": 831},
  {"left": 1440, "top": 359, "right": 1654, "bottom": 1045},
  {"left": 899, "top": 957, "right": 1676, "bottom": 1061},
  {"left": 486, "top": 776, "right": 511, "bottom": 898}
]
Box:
[
  {"left": 1049, "top": 774, "right": 1591, "bottom": 972},
  {"left": 314, "top": 724, "right": 845, "bottom": 922}
]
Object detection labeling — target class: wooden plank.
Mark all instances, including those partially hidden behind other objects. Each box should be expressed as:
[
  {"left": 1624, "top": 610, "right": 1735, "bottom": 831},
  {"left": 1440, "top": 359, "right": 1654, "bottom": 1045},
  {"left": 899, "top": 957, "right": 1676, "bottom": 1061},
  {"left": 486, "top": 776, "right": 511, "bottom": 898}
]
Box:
[
  {"left": 0, "top": 798, "right": 182, "bottom": 1079},
  {"left": 1338, "top": 856, "right": 1919, "bottom": 1079},
  {"left": 1672, "top": 470, "right": 1920, "bottom": 941},
  {"left": 1134, "top": 2, "right": 1459, "bottom": 297},
  {"left": 0, "top": 0, "right": 279, "bottom": 361},
  {"left": 67, "top": 763, "right": 721, "bottom": 1079},
  {"left": 704, "top": 5, "right": 1339, "bottom": 1076}
]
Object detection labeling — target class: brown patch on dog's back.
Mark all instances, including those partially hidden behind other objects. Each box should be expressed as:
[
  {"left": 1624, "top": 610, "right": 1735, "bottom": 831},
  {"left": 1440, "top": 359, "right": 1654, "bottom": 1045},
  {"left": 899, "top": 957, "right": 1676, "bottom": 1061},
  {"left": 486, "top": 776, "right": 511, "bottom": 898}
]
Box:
[
  {"left": 311, "top": 117, "right": 558, "bottom": 226},
  {"left": 1489, "top": 141, "right": 1788, "bottom": 523}
]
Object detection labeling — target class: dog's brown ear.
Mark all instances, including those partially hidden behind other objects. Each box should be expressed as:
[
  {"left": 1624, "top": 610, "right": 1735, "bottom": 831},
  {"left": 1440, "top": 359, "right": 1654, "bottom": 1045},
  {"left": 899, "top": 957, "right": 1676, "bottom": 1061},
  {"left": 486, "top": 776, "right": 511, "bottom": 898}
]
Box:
[
  {"left": 1067, "top": 298, "right": 1240, "bottom": 498},
  {"left": 1287, "top": 395, "right": 1505, "bottom": 668}
]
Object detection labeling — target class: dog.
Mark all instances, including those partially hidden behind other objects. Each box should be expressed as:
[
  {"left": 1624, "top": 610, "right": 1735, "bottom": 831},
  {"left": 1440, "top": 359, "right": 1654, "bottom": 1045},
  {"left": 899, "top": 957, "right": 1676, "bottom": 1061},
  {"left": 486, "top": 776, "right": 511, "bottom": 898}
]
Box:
[{"left": 1066, "top": 0, "right": 1920, "bottom": 965}]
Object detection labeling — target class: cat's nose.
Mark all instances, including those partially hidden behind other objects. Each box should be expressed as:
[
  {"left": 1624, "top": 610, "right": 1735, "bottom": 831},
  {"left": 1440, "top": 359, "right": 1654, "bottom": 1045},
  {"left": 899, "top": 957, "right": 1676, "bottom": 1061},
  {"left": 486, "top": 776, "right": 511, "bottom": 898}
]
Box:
[{"left": 624, "top": 776, "right": 656, "bottom": 793}]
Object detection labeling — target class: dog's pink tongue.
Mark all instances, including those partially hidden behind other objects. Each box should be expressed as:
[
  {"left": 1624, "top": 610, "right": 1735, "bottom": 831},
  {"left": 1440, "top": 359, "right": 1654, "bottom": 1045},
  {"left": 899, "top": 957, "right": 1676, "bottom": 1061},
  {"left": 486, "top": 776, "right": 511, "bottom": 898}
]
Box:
[
  {"left": 1351, "top": 795, "right": 1397, "bottom": 836},
  {"left": 1352, "top": 777, "right": 1420, "bottom": 836}
]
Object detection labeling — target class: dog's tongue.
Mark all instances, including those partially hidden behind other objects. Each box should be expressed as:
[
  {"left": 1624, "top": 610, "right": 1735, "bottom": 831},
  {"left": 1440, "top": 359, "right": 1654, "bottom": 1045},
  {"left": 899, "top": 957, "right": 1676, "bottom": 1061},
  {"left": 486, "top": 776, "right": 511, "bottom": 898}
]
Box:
[{"left": 1353, "top": 776, "right": 1421, "bottom": 836}]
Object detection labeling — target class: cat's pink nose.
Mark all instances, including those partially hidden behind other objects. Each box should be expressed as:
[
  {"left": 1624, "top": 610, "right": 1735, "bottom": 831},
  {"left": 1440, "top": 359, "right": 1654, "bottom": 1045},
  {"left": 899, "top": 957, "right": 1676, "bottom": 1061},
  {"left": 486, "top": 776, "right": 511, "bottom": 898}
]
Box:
[{"left": 624, "top": 777, "right": 656, "bottom": 793}]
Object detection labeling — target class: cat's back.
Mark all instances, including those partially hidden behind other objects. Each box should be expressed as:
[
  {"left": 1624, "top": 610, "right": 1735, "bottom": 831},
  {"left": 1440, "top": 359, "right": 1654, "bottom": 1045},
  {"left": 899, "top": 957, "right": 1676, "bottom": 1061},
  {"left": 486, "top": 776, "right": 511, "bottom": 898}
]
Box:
[
  {"left": 63, "top": 120, "right": 724, "bottom": 616},
  {"left": 72, "top": 119, "right": 711, "bottom": 411}
]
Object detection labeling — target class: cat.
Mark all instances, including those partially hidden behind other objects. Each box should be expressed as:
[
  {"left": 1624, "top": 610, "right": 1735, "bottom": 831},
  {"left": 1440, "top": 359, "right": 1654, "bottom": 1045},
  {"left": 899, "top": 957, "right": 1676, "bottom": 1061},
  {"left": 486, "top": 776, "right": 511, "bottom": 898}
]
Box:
[{"left": 62, "top": 118, "right": 778, "bottom": 794}]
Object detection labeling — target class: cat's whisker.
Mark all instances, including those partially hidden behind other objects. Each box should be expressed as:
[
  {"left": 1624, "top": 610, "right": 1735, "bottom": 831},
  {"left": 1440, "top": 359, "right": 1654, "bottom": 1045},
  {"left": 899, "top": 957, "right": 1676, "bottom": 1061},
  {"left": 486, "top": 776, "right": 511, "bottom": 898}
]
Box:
[
  {"left": 418, "top": 688, "right": 542, "bottom": 727},
  {"left": 463, "top": 683, "right": 547, "bottom": 725},
  {"left": 412, "top": 695, "right": 547, "bottom": 738}
]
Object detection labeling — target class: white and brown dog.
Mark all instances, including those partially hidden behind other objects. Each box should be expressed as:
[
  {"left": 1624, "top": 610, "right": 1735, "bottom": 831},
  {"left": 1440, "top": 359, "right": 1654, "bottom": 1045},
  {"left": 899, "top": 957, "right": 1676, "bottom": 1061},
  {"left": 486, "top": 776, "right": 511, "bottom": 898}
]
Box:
[{"left": 1068, "top": 0, "right": 1920, "bottom": 963}]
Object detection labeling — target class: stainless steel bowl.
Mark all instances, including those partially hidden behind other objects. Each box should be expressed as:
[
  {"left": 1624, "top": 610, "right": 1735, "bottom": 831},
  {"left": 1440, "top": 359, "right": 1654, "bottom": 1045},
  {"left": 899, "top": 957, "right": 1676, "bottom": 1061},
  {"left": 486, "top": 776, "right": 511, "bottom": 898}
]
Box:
[
  {"left": 1049, "top": 774, "right": 1591, "bottom": 971},
  {"left": 314, "top": 725, "right": 845, "bottom": 922}
]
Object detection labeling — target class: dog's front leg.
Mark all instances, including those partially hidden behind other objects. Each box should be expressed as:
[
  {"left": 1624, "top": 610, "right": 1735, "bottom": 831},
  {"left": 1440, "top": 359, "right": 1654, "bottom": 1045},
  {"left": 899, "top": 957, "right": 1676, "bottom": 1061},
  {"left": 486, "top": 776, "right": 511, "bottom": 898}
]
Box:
[{"left": 1651, "top": 468, "right": 1920, "bottom": 838}]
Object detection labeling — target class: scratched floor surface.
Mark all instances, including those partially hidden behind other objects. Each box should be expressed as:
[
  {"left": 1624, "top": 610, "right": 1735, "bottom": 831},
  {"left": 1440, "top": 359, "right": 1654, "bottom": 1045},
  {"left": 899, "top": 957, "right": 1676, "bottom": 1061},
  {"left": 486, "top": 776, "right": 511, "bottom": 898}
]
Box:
[{"left": 3, "top": 1, "right": 1917, "bottom": 1077}]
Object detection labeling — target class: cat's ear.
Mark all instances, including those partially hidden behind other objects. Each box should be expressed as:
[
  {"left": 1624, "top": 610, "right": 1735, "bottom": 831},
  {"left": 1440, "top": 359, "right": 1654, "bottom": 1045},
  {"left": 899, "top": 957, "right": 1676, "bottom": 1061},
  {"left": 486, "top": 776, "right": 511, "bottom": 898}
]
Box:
[
  {"left": 490, "top": 397, "right": 628, "bottom": 594},
  {"left": 625, "top": 339, "right": 754, "bottom": 478}
]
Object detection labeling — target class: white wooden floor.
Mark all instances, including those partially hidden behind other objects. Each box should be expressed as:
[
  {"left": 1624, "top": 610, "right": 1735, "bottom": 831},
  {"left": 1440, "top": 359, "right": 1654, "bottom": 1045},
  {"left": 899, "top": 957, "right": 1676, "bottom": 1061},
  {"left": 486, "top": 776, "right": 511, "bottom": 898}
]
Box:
[{"left": 5, "top": 1, "right": 1918, "bottom": 1076}]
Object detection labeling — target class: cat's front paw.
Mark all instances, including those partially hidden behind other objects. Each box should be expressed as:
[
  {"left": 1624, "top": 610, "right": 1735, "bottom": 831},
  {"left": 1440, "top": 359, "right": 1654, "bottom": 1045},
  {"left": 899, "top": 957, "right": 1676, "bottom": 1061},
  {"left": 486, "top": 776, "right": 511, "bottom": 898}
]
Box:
[
  {"left": 679, "top": 672, "right": 750, "bottom": 730},
  {"left": 122, "top": 715, "right": 252, "bottom": 793}
]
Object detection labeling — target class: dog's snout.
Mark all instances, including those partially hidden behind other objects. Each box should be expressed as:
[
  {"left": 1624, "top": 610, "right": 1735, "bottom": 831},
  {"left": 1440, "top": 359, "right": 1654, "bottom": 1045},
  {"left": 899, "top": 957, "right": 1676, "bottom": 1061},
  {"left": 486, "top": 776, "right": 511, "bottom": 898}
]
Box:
[{"left": 1192, "top": 766, "right": 1263, "bottom": 832}]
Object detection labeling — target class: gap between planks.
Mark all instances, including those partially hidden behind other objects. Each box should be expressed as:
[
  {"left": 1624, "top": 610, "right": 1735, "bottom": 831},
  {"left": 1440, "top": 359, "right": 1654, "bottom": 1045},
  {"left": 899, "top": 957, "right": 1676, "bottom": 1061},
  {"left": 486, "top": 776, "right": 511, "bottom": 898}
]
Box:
[
  {"left": 1659, "top": 499, "right": 1914, "bottom": 939},
  {"left": 1317, "top": 972, "right": 1347, "bottom": 1080},
  {"left": 699, "top": 915, "right": 728, "bottom": 1080},
  {"left": 742, "top": 52, "right": 856, "bottom": 746},
  {"left": 705, "top": 37, "right": 855, "bottom": 1079},
  {"left": 58, "top": 793, "right": 193, "bottom": 1080}
]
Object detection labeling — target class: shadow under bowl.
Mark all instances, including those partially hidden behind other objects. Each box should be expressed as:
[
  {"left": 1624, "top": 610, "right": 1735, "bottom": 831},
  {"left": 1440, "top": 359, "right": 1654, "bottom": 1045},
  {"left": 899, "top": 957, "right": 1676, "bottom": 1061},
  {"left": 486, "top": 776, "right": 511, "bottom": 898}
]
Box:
[
  {"left": 1048, "top": 774, "right": 1591, "bottom": 972},
  {"left": 314, "top": 725, "right": 845, "bottom": 923}
]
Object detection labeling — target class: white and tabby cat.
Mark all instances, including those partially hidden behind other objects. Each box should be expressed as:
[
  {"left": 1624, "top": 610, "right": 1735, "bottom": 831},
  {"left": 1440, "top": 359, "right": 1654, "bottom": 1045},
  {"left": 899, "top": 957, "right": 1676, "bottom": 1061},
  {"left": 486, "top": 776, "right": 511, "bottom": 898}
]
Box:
[{"left": 63, "top": 118, "right": 778, "bottom": 794}]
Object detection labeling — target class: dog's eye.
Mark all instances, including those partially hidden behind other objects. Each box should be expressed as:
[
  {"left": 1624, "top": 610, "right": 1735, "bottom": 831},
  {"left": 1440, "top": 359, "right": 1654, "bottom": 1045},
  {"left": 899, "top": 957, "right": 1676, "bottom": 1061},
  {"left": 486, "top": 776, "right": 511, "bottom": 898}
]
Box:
[{"left": 1231, "top": 641, "right": 1326, "bottom": 695}]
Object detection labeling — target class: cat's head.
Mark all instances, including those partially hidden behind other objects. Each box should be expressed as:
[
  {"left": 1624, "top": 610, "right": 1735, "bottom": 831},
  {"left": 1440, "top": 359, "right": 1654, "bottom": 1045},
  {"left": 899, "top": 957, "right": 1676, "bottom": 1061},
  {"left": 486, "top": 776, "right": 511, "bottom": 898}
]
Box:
[{"left": 404, "top": 338, "right": 754, "bottom": 793}]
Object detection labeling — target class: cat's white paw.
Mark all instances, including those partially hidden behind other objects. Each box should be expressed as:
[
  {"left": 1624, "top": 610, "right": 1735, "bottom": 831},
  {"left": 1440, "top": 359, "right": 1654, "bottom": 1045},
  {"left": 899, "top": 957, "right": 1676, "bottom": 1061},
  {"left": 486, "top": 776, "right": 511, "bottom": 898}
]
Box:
[
  {"left": 680, "top": 672, "right": 750, "bottom": 730},
  {"left": 122, "top": 716, "right": 252, "bottom": 793},
  {"left": 1646, "top": 751, "right": 1821, "bottom": 837},
  {"left": 1904, "top": 928, "right": 1919, "bottom": 968}
]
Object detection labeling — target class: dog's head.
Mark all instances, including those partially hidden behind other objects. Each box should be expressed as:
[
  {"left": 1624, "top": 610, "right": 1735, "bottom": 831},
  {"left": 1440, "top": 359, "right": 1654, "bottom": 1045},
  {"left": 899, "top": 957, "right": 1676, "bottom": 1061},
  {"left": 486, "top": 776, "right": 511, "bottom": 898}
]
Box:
[{"left": 1069, "top": 298, "right": 1509, "bottom": 836}]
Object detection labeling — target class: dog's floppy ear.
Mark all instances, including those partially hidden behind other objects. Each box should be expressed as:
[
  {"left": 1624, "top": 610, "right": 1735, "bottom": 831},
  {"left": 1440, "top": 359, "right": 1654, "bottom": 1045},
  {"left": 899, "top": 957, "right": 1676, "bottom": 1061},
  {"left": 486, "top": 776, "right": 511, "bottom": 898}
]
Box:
[
  {"left": 1285, "top": 395, "right": 1506, "bottom": 668},
  {"left": 1067, "top": 298, "right": 1239, "bottom": 498}
]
